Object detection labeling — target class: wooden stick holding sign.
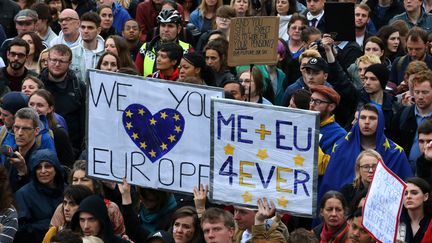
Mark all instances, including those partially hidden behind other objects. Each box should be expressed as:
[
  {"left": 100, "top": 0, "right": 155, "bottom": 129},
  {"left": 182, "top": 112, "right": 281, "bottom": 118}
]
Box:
[{"left": 228, "top": 17, "right": 279, "bottom": 66}]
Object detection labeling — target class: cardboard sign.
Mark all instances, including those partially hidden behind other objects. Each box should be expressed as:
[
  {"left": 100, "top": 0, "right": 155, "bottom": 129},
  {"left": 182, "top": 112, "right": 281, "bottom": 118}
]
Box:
[
  {"left": 86, "top": 70, "right": 224, "bottom": 193},
  {"left": 210, "top": 99, "right": 319, "bottom": 216},
  {"left": 228, "top": 17, "right": 279, "bottom": 66},
  {"left": 362, "top": 160, "right": 406, "bottom": 243}
]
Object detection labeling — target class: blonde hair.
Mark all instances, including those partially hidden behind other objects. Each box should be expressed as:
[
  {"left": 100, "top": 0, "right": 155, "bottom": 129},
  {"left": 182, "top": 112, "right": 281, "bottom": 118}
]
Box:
[
  {"left": 116, "top": 0, "right": 131, "bottom": 9},
  {"left": 37, "top": 48, "right": 50, "bottom": 73},
  {"left": 198, "top": 0, "right": 223, "bottom": 18},
  {"left": 355, "top": 53, "right": 381, "bottom": 65},
  {"left": 353, "top": 149, "right": 382, "bottom": 188},
  {"left": 82, "top": 236, "right": 104, "bottom": 243},
  {"left": 299, "top": 49, "right": 321, "bottom": 61}
]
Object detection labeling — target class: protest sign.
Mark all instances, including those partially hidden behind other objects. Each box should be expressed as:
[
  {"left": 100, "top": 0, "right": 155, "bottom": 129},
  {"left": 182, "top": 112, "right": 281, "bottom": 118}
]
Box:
[
  {"left": 210, "top": 99, "right": 319, "bottom": 216},
  {"left": 362, "top": 160, "right": 406, "bottom": 243},
  {"left": 86, "top": 70, "right": 223, "bottom": 193},
  {"left": 228, "top": 17, "right": 279, "bottom": 66}
]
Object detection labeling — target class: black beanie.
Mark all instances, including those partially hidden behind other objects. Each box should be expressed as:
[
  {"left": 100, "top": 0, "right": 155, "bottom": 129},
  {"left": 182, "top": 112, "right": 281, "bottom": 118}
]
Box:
[
  {"left": 183, "top": 53, "right": 206, "bottom": 69},
  {"left": 0, "top": 92, "right": 29, "bottom": 115},
  {"left": 365, "top": 63, "right": 389, "bottom": 89}
]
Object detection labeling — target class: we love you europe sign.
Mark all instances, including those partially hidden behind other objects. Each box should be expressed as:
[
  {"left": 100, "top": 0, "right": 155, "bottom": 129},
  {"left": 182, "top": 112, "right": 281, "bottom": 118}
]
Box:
[{"left": 86, "top": 70, "right": 223, "bottom": 193}]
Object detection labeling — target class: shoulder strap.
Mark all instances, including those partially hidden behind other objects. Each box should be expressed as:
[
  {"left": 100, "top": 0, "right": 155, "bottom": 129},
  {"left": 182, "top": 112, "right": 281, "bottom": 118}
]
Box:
[
  {"left": 396, "top": 55, "right": 407, "bottom": 74},
  {"left": 0, "top": 126, "right": 7, "bottom": 145}
]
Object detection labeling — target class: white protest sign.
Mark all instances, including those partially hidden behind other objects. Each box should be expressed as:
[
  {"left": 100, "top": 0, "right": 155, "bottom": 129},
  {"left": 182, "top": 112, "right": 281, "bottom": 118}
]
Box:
[
  {"left": 86, "top": 70, "right": 223, "bottom": 193},
  {"left": 210, "top": 99, "right": 319, "bottom": 216},
  {"left": 362, "top": 160, "right": 406, "bottom": 243}
]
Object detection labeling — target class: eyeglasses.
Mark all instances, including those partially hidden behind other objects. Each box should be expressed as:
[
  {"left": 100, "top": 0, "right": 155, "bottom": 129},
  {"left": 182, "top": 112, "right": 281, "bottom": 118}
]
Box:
[
  {"left": 13, "top": 125, "right": 34, "bottom": 132},
  {"left": 48, "top": 58, "right": 70, "bottom": 65},
  {"left": 217, "top": 17, "right": 231, "bottom": 22},
  {"left": 359, "top": 164, "right": 377, "bottom": 172},
  {"left": 309, "top": 98, "right": 331, "bottom": 105},
  {"left": 59, "top": 17, "right": 78, "bottom": 23},
  {"left": 8, "top": 51, "right": 26, "bottom": 59}
]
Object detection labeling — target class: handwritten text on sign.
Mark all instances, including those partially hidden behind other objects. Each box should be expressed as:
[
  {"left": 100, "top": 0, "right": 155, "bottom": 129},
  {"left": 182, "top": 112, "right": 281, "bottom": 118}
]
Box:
[
  {"left": 362, "top": 161, "right": 406, "bottom": 243},
  {"left": 87, "top": 70, "right": 223, "bottom": 193},
  {"left": 210, "top": 99, "right": 319, "bottom": 215},
  {"left": 228, "top": 17, "right": 279, "bottom": 66}
]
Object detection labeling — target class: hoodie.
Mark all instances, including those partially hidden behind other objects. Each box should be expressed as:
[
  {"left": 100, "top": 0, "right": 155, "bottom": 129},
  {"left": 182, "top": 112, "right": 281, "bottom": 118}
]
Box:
[
  {"left": 71, "top": 195, "right": 128, "bottom": 243},
  {"left": 71, "top": 35, "right": 105, "bottom": 83},
  {"left": 14, "top": 149, "right": 64, "bottom": 243}
]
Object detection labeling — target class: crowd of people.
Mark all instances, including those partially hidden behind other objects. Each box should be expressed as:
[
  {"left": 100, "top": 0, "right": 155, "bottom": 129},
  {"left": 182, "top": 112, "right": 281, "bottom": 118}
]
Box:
[{"left": 0, "top": 0, "right": 430, "bottom": 242}]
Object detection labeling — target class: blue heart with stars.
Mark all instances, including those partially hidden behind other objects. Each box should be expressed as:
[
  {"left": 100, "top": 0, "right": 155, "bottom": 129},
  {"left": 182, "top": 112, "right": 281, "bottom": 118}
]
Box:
[{"left": 122, "top": 104, "right": 185, "bottom": 162}]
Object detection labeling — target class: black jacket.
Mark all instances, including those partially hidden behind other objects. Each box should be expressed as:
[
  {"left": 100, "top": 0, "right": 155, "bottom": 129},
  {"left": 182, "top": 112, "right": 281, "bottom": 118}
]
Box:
[
  {"left": 390, "top": 105, "right": 416, "bottom": 158},
  {"left": 71, "top": 195, "right": 128, "bottom": 243},
  {"left": 366, "top": 0, "right": 404, "bottom": 30},
  {"left": 39, "top": 69, "right": 86, "bottom": 157}
]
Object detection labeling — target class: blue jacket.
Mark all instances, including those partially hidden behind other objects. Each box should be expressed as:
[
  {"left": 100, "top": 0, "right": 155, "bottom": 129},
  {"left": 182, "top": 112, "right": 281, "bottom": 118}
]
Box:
[
  {"left": 389, "top": 54, "right": 432, "bottom": 85},
  {"left": 112, "top": 2, "right": 132, "bottom": 33},
  {"left": 319, "top": 105, "right": 412, "bottom": 204},
  {"left": 14, "top": 149, "right": 64, "bottom": 243}
]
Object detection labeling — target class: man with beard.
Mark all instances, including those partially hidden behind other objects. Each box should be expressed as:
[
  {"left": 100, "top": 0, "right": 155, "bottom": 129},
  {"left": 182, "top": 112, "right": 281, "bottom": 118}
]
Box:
[
  {"left": 38, "top": 44, "right": 85, "bottom": 158},
  {"left": 0, "top": 38, "right": 37, "bottom": 92},
  {"left": 391, "top": 70, "right": 432, "bottom": 173},
  {"left": 309, "top": 85, "right": 346, "bottom": 175},
  {"left": 354, "top": 4, "right": 373, "bottom": 48}
]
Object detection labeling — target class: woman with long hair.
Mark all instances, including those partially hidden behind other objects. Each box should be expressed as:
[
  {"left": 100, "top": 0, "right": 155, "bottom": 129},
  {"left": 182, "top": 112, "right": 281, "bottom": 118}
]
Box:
[
  {"left": 169, "top": 206, "right": 203, "bottom": 243},
  {"left": 0, "top": 166, "right": 18, "bottom": 243},
  {"left": 18, "top": 31, "right": 46, "bottom": 73},
  {"left": 104, "top": 35, "right": 137, "bottom": 72},
  {"left": 28, "top": 89, "right": 74, "bottom": 167},
  {"left": 96, "top": 52, "right": 121, "bottom": 73},
  {"left": 239, "top": 67, "right": 273, "bottom": 104},
  {"left": 204, "top": 38, "right": 234, "bottom": 86},
  {"left": 340, "top": 149, "right": 382, "bottom": 204},
  {"left": 377, "top": 25, "right": 405, "bottom": 64},
  {"left": 274, "top": 0, "right": 297, "bottom": 40},
  {"left": 398, "top": 177, "right": 432, "bottom": 242},
  {"left": 189, "top": 0, "right": 222, "bottom": 33}
]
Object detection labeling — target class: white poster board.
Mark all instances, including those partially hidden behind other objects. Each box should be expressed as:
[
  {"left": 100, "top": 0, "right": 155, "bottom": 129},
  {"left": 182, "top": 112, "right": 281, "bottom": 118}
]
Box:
[
  {"left": 362, "top": 160, "right": 406, "bottom": 243},
  {"left": 210, "top": 99, "right": 319, "bottom": 216},
  {"left": 87, "top": 70, "right": 223, "bottom": 193}
]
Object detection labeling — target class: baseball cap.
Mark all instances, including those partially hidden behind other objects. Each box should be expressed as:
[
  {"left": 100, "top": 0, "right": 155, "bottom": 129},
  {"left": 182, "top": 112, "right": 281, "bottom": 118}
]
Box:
[
  {"left": 303, "top": 57, "right": 329, "bottom": 73},
  {"left": 14, "top": 9, "right": 38, "bottom": 22}
]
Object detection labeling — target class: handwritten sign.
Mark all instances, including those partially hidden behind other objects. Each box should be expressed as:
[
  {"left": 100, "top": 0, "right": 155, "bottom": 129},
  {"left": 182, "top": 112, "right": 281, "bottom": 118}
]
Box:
[
  {"left": 228, "top": 17, "right": 279, "bottom": 66},
  {"left": 362, "top": 160, "right": 406, "bottom": 243},
  {"left": 86, "top": 70, "right": 223, "bottom": 193},
  {"left": 210, "top": 99, "right": 319, "bottom": 216}
]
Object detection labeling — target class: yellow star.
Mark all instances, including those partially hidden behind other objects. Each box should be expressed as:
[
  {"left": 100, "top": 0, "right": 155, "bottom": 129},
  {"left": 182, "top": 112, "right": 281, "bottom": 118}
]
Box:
[
  {"left": 241, "top": 191, "right": 253, "bottom": 203},
  {"left": 256, "top": 149, "right": 268, "bottom": 160},
  {"left": 132, "top": 132, "right": 139, "bottom": 140},
  {"left": 138, "top": 109, "right": 145, "bottom": 116},
  {"left": 332, "top": 143, "right": 338, "bottom": 153},
  {"left": 125, "top": 122, "right": 133, "bottom": 130},
  {"left": 140, "top": 142, "right": 147, "bottom": 149},
  {"left": 345, "top": 132, "right": 352, "bottom": 141},
  {"left": 149, "top": 118, "right": 157, "bottom": 125},
  {"left": 277, "top": 196, "right": 289, "bottom": 208},
  {"left": 160, "top": 112, "right": 168, "bottom": 119},
  {"left": 149, "top": 150, "right": 156, "bottom": 158},
  {"left": 173, "top": 113, "right": 180, "bottom": 121},
  {"left": 395, "top": 144, "right": 404, "bottom": 153},
  {"left": 383, "top": 138, "right": 390, "bottom": 151},
  {"left": 125, "top": 110, "right": 133, "bottom": 118},
  {"left": 293, "top": 154, "right": 305, "bottom": 166},
  {"left": 168, "top": 134, "right": 176, "bottom": 142},
  {"left": 224, "top": 144, "right": 234, "bottom": 155},
  {"left": 160, "top": 143, "right": 168, "bottom": 150},
  {"left": 175, "top": 125, "right": 182, "bottom": 133}
]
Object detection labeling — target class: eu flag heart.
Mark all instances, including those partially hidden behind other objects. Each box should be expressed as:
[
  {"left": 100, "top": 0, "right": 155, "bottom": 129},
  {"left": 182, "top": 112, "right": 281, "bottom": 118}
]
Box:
[{"left": 122, "top": 104, "right": 185, "bottom": 162}]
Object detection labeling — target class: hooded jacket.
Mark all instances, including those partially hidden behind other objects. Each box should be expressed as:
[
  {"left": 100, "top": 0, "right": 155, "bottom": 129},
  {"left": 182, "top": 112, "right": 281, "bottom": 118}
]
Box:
[
  {"left": 318, "top": 104, "right": 413, "bottom": 204},
  {"left": 71, "top": 195, "right": 128, "bottom": 243},
  {"left": 14, "top": 149, "right": 64, "bottom": 243},
  {"left": 71, "top": 35, "right": 105, "bottom": 83}
]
